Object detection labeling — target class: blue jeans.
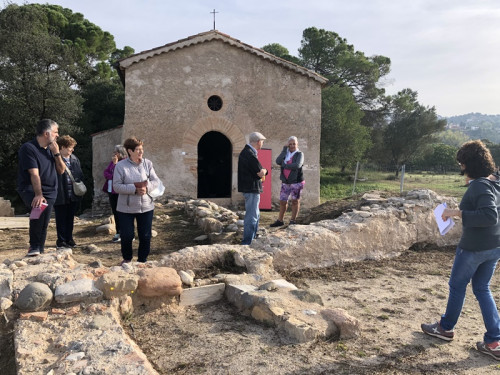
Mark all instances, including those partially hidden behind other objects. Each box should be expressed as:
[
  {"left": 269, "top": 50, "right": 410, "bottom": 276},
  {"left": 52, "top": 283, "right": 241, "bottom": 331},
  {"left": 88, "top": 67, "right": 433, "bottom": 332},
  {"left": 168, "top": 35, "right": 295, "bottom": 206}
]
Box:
[
  {"left": 441, "top": 246, "right": 500, "bottom": 343},
  {"left": 242, "top": 193, "right": 260, "bottom": 245},
  {"left": 118, "top": 210, "right": 154, "bottom": 262}
]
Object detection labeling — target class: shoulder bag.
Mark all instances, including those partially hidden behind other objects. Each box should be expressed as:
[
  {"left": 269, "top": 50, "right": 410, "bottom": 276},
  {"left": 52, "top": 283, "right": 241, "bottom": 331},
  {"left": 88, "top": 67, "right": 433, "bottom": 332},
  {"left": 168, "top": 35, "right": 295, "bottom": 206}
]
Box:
[{"left": 65, "top": 167, "right": 87, "bottom": 196}]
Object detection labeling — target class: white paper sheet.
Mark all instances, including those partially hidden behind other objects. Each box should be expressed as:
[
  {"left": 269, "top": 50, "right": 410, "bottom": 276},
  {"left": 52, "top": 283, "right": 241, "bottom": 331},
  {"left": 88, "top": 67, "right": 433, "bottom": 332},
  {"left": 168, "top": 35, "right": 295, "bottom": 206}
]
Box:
[{"left": 434, "top": 202, "right": 455, "bottom": 235}]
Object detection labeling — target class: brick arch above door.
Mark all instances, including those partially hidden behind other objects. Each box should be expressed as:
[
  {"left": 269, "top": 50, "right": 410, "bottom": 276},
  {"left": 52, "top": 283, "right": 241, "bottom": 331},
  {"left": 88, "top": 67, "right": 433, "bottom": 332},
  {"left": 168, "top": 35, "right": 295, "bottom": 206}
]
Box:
[{"left": 182, "top": 117, "right": 246, "bottom": 177}]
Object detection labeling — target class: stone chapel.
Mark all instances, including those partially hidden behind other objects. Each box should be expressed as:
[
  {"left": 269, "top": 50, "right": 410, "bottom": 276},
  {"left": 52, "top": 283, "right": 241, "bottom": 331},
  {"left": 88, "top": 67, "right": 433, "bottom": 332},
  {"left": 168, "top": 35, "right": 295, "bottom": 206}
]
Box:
[{"left": 92, "top": 30, "right": 327, "bottom": 209}]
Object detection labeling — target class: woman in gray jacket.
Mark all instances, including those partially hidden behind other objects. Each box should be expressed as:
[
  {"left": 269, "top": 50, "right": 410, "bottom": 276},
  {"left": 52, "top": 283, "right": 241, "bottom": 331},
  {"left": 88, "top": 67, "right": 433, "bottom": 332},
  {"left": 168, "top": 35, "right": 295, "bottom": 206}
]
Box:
[
  {"left": 270, "top": 136, "right": 305, "bottom": 227},
  {"left": 113, "top": 137, "right": 160, "bottom": 264}
]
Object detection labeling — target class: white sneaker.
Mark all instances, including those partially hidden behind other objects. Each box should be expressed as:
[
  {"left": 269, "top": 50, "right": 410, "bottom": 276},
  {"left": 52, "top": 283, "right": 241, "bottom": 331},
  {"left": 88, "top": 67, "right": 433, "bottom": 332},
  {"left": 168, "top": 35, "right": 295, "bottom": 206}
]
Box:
[{"left": 112, "top": 234, "right": 121, "bottom": 243}]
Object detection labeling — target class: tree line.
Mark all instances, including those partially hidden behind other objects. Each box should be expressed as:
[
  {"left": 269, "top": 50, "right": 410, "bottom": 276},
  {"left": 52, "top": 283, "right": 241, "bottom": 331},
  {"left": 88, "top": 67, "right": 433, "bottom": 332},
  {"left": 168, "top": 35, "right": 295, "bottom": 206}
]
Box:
[{"left": 0, "top": 4, "right": 474, "bottom": 211}]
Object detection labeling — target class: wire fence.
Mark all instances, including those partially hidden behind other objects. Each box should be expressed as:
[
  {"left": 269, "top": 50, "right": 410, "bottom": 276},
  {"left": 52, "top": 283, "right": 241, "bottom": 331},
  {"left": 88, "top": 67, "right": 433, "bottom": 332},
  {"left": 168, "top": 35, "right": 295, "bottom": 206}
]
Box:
[{"left": 321, "top": 163, "right": 465, "bottom": 200}]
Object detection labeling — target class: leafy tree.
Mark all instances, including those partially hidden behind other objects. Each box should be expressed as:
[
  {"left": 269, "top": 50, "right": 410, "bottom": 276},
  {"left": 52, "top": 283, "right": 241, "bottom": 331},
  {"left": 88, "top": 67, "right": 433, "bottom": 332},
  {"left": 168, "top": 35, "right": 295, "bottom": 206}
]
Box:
[
  {"left": 436, "top": 129, "right": 470, "bottom": 148},
  {"left": 0, "top": 3, "right": 131, "bottom": 209},
  {"left": 321, "top": 86, "right": 370, "bottom": 171},
  {"left": 0, "top": 4, "right": 83, "bottom": 202},
  {"left": 261, "top": 43, "right": 301, "bottom": 65},
  {"left": 382, "top": 89, "right": 447, "bottom": 175},
  {"left": 417, "top": 143, "right": 458, "bottom": 173},
  {"left": 298, "top": 27, "right": 391, "bottom": 112}
]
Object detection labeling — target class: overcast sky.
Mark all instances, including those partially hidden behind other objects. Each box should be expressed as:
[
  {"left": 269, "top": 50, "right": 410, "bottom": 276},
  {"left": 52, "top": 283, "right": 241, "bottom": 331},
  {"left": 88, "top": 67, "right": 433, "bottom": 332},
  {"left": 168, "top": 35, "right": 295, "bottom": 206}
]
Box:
[{"left": 6, "top": 0, "right": 500, "bottom": 117}]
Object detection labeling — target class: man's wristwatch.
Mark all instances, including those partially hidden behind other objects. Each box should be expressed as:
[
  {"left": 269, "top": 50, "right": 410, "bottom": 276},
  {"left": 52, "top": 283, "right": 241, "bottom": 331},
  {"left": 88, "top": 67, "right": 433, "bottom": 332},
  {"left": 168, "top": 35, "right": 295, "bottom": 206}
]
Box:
[{"left": 54, "top": 153, "right": 61, "bottom": 157}]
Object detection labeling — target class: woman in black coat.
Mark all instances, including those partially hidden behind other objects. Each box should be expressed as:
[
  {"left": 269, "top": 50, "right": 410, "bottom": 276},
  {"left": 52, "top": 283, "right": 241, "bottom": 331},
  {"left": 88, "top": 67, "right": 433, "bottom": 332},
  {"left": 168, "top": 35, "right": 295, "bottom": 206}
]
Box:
[{"left": 54, "top": 135, "right": 84, "bottom": 248}]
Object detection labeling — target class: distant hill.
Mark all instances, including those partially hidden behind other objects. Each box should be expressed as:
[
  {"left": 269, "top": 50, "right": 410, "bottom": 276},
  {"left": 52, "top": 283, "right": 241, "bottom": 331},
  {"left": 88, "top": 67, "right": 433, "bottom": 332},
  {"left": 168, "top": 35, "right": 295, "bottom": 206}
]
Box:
[{"left": 445, "top": 113, "right": 500, "bottom": 143}]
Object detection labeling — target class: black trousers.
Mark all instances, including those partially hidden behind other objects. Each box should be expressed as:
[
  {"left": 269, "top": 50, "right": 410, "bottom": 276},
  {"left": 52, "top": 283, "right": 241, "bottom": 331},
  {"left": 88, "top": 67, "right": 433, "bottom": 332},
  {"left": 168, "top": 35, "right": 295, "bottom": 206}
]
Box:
[
  {"left": 20, "top": 192, "right": 55, "bottom": 253},
  {"left": 54, "top": 201, "right": 78, "bottom": 244}
]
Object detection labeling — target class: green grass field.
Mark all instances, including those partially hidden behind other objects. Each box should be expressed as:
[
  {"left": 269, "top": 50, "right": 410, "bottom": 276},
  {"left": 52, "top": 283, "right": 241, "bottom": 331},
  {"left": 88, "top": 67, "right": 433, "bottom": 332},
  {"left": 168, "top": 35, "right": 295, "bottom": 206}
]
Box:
[{"left": 320, "top": 167, "right": 467, "bottom": 202}]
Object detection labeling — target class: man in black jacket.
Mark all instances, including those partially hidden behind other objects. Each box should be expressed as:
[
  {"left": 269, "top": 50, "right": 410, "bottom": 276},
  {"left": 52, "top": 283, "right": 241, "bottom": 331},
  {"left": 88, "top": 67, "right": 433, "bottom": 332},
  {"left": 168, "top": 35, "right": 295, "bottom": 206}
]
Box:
[{"left": 238, "top": 132, "right": 268, "bottom": 245}]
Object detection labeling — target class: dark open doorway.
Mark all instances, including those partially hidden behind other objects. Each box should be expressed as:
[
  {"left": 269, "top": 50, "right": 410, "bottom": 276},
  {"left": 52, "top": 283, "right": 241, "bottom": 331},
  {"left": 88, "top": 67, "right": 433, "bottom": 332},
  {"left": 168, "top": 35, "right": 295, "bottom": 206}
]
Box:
[{"left": 197, "top": 131, "right": 232, "bottom": 198}]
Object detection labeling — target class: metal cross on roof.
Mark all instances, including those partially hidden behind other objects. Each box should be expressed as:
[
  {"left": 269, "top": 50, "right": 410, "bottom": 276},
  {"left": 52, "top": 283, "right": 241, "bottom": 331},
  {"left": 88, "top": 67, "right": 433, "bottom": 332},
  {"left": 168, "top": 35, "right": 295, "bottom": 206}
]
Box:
[{"left": 210, "top": 9, "right": 219, "bottom": 30}]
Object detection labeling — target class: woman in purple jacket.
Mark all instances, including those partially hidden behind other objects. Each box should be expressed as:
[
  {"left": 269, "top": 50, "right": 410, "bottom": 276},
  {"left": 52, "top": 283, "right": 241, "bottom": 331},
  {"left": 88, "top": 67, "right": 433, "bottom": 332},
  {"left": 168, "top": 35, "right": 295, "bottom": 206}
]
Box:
[{"left": 103, "top": 145, "right": 127, "bottom": 242}]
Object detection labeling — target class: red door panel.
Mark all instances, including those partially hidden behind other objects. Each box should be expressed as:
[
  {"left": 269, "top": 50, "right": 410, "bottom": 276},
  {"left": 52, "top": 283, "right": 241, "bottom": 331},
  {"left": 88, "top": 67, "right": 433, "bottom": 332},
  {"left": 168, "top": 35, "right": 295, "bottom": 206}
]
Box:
[{"left": 258, "top": 148, "right": 272, "bottom": 210}]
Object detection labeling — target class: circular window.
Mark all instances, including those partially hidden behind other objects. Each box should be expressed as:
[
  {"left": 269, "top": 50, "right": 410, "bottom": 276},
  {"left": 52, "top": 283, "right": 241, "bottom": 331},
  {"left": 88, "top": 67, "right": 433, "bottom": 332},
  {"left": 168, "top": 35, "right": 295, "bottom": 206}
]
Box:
[{"left": 207, "top": 95, "right": 223, "bottom": 111}]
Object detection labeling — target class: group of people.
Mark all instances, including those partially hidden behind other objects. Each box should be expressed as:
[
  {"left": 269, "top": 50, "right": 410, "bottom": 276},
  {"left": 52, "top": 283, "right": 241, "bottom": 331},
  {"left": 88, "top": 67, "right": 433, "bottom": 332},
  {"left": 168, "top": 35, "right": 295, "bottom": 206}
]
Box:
[
  {"left": 238, "top": 135, "right": 500, "bottom": 360},
  {"left": 17, "top": 119, "right": 83, "bottom": 256},
  {"left": 237, "top": 132, "right": 305, "bottom": 245},
  {"left": 17, "top": 121, "right": 304, "bottom": 262},
  {"left": 16, "top": 119, "right": 500, "bottom": 360},
  {"left": 17, "top": 119, "right": 160, "bottom": 265}
]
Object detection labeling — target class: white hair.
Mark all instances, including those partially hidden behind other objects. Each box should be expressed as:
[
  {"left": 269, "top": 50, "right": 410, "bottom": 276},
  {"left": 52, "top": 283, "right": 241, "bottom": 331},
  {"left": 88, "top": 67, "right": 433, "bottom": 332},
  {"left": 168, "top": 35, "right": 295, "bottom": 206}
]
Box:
[{"left": 288, "top": 136, "right": 298, "bottom": 143}]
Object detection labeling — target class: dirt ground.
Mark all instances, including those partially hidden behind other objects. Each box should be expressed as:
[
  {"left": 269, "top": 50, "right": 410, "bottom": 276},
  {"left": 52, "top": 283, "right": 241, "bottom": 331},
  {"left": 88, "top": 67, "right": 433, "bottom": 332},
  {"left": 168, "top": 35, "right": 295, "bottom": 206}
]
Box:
[{"left": 2, "top": 200, "right": 500, "bottom": 374}]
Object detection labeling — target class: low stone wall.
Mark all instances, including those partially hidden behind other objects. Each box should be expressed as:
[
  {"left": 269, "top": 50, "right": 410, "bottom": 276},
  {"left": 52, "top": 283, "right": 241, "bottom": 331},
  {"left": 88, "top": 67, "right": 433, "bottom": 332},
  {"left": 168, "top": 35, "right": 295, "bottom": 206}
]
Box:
[
  {"left": 2, "top": 189, "right": 464, "bottom": 373},
  {"left": 252, "top": 189, "right": 461, "bottom": 271}
]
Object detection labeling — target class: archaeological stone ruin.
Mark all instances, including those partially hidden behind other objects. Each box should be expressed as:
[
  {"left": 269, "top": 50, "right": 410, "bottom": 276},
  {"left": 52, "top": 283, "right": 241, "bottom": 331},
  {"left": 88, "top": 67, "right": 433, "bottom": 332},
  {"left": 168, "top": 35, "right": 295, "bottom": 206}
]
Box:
[{"left": 0, "top": 189, "right": 461, "bottom": 374}]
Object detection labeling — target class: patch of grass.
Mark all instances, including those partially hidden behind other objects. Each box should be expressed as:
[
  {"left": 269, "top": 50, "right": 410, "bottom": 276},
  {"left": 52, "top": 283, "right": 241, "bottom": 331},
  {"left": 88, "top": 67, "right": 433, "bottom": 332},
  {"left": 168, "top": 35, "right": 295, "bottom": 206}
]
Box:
[{"left": 320, "top": 167, "right": 467, "bottom": 201}]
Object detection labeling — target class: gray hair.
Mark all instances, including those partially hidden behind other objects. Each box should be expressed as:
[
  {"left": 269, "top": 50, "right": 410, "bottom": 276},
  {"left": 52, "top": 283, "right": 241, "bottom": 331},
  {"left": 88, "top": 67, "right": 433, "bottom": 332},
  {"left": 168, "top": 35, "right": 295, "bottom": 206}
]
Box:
[
  {"left": 36, "top": 119, "right": 57, "bottom": 136},
  {"left": 114, "top": 145, "right": 128, "bottom": 160},
  {"left": 288, "top": 136, "right": 298, "bottom": 143}
]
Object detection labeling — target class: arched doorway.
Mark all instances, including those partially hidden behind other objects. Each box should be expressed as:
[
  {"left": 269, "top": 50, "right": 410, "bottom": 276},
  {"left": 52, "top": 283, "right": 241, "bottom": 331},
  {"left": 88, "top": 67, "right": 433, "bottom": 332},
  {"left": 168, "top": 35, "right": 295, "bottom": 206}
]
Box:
[{"left": 197, "top": 131, "right": 232, "bottom": 198}]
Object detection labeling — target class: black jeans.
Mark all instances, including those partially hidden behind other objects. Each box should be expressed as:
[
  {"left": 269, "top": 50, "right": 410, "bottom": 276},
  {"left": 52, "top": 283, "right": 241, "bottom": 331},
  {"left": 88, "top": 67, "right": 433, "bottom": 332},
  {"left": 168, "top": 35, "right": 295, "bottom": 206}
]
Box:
[
  {"left": 108, "top": 193, "right": 120, "bottom": 234},
  {"left": 20, "top": 192, "right": 55, "bottom": 253},
  {"left": 54, "top": 201, "right": 78, "bottom": 244},
  {"left": 118, "top": 210, "right": 154, "bottom": 262}
]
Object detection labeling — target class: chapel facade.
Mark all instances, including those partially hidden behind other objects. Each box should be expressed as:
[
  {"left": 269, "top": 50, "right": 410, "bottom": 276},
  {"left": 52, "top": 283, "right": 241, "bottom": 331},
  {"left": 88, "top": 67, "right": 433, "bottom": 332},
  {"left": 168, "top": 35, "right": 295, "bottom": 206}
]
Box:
[{"left": 92, "top": 30, "right": 327, "bottom": 209}]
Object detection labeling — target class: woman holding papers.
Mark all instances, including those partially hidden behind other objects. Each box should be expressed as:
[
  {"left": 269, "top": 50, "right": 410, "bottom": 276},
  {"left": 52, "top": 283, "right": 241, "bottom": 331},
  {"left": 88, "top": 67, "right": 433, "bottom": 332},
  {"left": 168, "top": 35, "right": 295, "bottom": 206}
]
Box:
[
  {"left": 113, "top": 137, "right": 160, "bottom": 264},
  {"left": 421, "top": 140, "right": 500, "bottom": 361}
]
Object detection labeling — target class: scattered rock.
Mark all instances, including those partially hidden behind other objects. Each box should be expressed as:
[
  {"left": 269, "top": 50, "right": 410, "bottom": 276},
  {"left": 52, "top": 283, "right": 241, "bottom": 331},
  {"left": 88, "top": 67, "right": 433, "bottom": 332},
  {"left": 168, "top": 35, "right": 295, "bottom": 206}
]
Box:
[
  {"left": 96, "top": 223, "right": 114, "bottom": 234},
  {"left": 54, "top": 279, "right": 103, "bottom": 304},
  {"left": 16, "top": 282, "right": 53, "bottom": 311},
  {"left": 0, "top": 268, "right": 13, "bottom": 298},
  {"left": 137, "top": 267, "right": 182, "bottom": 297},
  {"left": 178, "top": 270, "right": 194, "bottom": 286},
  {"left": 1, "top": 297, "right": 13, "bottom": 311},
  {"left": 321, "top": 308, "right": 360, "bottom": 339}
]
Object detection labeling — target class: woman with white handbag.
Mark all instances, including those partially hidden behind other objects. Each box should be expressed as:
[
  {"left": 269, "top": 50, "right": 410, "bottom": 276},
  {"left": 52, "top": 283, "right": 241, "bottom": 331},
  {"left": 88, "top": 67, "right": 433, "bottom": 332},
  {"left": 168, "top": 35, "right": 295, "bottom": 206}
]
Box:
[{"left": 113, "top": 137, "right": 161, "bottom": 264}]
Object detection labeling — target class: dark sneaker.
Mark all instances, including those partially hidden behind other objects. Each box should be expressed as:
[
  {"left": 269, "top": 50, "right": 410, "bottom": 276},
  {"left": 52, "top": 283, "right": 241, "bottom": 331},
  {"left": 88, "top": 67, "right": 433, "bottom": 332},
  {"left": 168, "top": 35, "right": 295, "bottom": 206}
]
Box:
[
  {"left": 56, "top": 241, "right": 70, "bottom": 249},
  {"left": 270, "top": 220, "right": 284, "bottom": 228},
  {"left": 421, "top": 322, "right": 454, "bottom": 341},
  {"left": 477, "top": 341, "right": 500, "bottom": 360},
  {"left": 120, "top": 259, "right": 131, "bottom": 266},
  {"left": 289, "top": 220, "right": 296, "bottom": 225},
  {"left": 26, "top": 247, "right": 40, "bottom": 257},
  {"left": 112, "top": 234, "right": 121, "bottom": 243},
  {"left": 67, "top": 239, "right": 76, "bottom": 247}
]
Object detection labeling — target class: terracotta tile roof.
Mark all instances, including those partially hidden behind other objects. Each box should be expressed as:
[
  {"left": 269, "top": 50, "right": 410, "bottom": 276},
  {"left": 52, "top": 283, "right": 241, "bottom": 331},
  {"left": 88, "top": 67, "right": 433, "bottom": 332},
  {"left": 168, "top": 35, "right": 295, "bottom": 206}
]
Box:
[{"left": 115, "top": 30, "right": 328, "bottom": 85}]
